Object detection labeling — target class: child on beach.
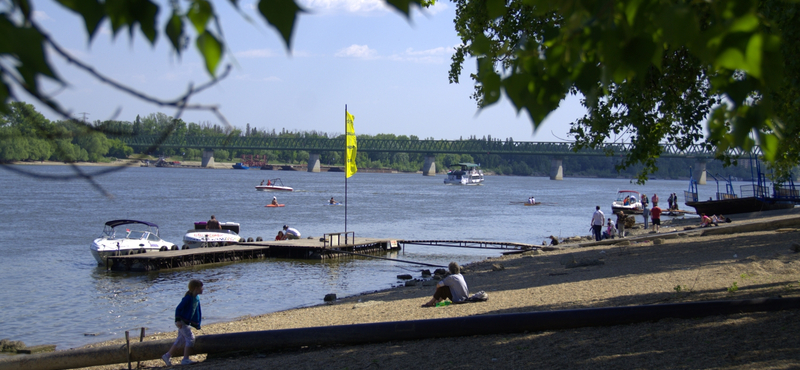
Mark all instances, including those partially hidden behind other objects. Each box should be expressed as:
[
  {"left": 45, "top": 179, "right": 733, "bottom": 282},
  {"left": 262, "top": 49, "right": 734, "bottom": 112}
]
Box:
[{"left": 163, "top": 279, "right": 203, "bottom": 366}]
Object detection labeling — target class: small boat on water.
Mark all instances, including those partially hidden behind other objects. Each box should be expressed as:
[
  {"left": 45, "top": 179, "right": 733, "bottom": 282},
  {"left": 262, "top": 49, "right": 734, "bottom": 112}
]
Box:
[
  {"left": 612, "top": 190, "right": 643, "bottom": 214},
  {"left": 255, "top": 178, "right": 293, "bottom": 191},
  {"left": 182, "top": 221, "right": 245, "bottom": 249},
  {"left": 90, "top": 220, "right": 177, "bottom": 264},
  {"left": 444, "top": 163, "right": 484, "bottom": 185},
  {"left": 232, "top": 162, "right": 249, "bottom": 170},
  {"left": 523, "top": 202, "right": 542, "bottom": 206},
  {"left": 265, "top": 204, "right": 285, "bottom": 207}
]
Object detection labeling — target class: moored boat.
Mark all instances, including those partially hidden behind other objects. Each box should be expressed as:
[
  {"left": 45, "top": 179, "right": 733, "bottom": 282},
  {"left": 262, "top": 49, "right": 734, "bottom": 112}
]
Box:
[
  {"left": 90, "top": 220, "right": 177, "bottom": 264},
  {"left": 683, "top": 161, "right": 798, "bottom": 215},
  {"left": 612, "top": 190, "right": 643, "bottom": 214},
  {"left": 182, "top": 221, "right": 245, "bottom": 249},
  {"left": 232, "top": 162, "right": 249, "bottom": 169},
  {"left": 444, "top": 163, "right": 484, "bottom": 185}
]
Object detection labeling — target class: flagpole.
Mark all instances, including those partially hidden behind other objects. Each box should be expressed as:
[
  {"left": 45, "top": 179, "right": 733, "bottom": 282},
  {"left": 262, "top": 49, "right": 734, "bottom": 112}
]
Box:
[{"left": 344, "top": 104, "right": 348, "bottom": 236}]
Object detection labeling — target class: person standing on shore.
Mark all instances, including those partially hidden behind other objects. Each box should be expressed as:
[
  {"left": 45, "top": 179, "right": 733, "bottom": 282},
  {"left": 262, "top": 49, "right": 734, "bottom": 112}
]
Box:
[
  {"left": 162, "top": 279, "right": 203, "bottom": 366},
  {"left": 591, "top": 206, "right": 605, "bottom": 241},
  {"left": 642, "top": 201, "right": 650, "bottom": 230},
  {"left": 651, "top": 202, "right": 663, "bottom": 233},
  {"left": 652, "top": 193, "right": 659, "bottom": 206},
  {"left": 422, "top": 262, "right": 469, "bottom": 307},
  {"left": 616, "top": 212, "right": 626, "bottom": 238}
]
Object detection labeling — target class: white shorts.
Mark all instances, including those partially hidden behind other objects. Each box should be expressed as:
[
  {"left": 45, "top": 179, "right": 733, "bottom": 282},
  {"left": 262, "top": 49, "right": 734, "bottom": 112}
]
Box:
[{"left": 173, "top": 321, "right": 195, "bottom": 348}]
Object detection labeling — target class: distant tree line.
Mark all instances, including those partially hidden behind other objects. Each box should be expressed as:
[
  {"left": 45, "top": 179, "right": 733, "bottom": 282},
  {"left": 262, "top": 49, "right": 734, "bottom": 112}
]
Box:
[{"left": 1, "top": 102, "right": 766, "bottom": 180}]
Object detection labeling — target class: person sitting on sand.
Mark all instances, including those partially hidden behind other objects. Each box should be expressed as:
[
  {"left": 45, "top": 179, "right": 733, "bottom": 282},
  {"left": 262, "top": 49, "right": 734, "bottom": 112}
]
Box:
[
  {"left": 700, "top": 213, "right": 713, "bottom": 227},
  {"left": 271, "top": 196, "right": 279, "bottom": 206},
  {"left": 549, "top": 235, "right": 559, "bottom": 246},
  {"left": 275, "top": 231, "right": 284, "bottom": 241},
  {"left": 422, "top": 262, "right": 469, "bottom": 307}
]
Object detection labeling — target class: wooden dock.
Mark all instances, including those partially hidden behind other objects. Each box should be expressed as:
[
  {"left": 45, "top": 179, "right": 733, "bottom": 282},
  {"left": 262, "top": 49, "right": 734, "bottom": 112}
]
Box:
[{"left": 106, "top": 237, "right": 400, "bottom": 272}]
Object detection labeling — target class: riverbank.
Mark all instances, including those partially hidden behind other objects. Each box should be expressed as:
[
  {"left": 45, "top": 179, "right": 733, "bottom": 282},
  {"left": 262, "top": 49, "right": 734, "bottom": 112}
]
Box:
[{"left": 62, "top": 210, "right": 800, "bottom": 369}]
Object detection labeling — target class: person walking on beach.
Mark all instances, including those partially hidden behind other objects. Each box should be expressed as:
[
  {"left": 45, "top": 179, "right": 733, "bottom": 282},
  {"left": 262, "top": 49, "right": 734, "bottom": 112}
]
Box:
[
  {"left": 591, "top": 206, "right": 605, "bottom": 241},
  {"left": 422, "top": 262, "right": 469, "bottom": 307},
  {"left": 650, "top": 202, "right": 663, "bottom": 233},
  {"left": 206, "top": 215, "right": 221, "bottom": 230},
  {"left": 162, "top": 279, "right": 204, "bottom": 366}
]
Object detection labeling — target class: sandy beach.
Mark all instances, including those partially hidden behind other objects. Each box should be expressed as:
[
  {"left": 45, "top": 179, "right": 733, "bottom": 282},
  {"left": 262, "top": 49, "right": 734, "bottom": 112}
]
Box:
[{"left": 53, "top": 209, "right": 800, "bottom": 370}]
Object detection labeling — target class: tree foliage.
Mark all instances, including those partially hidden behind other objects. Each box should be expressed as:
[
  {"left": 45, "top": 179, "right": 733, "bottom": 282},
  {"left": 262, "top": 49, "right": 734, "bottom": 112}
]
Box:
[{"left": 449, "top": 0, "right": 799, "bottom": 182}]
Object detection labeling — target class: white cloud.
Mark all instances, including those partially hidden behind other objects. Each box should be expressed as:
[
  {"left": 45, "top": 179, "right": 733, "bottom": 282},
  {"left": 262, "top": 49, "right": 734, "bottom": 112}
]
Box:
[
  {"left": 298, "top": 0, "right": 390, "bottom": 14},
  {"left": 234, "top": 49, "right": 277, "bottom": 58},
  {"left": 335, "top": 44, "right": 378, "bottom": 59},
  {"left": 386, "top": 45, "right": 455, "bottom": 64}
]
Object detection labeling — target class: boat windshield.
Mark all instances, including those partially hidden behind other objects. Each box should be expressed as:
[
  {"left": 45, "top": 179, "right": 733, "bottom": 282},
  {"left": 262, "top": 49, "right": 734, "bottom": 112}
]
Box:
[
  {"left": 126, "top": 230, "right": 147, "bottom": 239},
  {"left": 615, "top": 191, "right": 639, "bottom": 201}
]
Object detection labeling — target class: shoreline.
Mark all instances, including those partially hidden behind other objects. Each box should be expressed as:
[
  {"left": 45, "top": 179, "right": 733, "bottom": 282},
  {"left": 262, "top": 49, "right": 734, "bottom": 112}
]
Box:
[{"left": 51, "top": 209, "right": 800, "bottom": 369}]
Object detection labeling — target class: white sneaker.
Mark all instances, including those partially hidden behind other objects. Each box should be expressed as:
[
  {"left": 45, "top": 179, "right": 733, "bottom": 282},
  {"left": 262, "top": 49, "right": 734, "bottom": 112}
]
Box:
[
  {"left": 180, "top": 358, "right": 196, "bottom": 365},
  {"left": 161, "top": 353, "right": 171, "bottom": 366}
]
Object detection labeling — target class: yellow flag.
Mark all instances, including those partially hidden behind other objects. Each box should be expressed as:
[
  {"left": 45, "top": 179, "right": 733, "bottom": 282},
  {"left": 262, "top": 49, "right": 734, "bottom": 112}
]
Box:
[{"left": 345, "top": 111, "right": 357, "bottom": 178}]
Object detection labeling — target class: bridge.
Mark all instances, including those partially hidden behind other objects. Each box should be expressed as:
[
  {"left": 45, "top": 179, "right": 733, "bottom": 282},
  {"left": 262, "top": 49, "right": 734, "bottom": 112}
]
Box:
[{"left": 120, "top": 135, "right": 752, "bottom": 182}]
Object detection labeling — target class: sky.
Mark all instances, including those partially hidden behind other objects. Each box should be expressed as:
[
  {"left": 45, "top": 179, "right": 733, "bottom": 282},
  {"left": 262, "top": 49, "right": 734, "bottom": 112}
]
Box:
[{"left": 23, "top": 0, "right": 587, "bottom": 142}]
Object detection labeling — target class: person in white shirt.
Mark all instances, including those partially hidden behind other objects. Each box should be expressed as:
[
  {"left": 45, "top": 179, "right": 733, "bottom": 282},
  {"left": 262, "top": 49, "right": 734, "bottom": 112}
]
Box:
[
  {"left": 282, "top": 225, "right": 301, "bottom": 239},
  {"left": 591, "top": 206, "right": 605, "bottom": 241}
]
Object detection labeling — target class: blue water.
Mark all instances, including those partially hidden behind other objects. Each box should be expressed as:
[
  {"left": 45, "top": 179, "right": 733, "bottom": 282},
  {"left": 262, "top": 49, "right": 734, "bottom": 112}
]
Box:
[{"left": 0, "top": 165, "right": 737, "bottom": 350}]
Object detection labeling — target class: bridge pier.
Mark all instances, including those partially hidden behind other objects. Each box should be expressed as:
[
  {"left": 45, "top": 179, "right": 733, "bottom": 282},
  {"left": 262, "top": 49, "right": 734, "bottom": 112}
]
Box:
[
  {"left": 693, "top": 160, "right": 707, "bottom": 185},
  {"left": 550, "top": 158, "right": 563, "bottom": 180},
  {"left": 307, "top": 153, "right": 321, "bottom": 172},
  {"left": 201, "top": 150, "right": 215, "bottom": 168},
  {"left": 422, "top": 156, "right": 436, "bottom": 176}
]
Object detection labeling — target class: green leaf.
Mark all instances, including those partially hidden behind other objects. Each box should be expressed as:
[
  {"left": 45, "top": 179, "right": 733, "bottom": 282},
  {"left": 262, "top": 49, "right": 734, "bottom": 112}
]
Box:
[
  {"left": 485, "top": 0, "right": 506, "bottom": 19},
  {"left": 477, "top": 57, "right": 501, "bottom": 106},
  {"left": 104, "top": 0, "right": 160, "bottom": 44},
  {"left": 187, "top": 0, "right": 213, "bottom": 35},
  {"left": 257, "top": 0, "right": 304, "bottom": 51},
  {"left": 759, "top": 132, "right": 779, "bottom": 161},
  {"left": 196, "top": 31, "right": 223, "bottom": 76},
  {"left": 385, "top": 0, "right": 426, "bottom": 18},
  {"left": 729, "top": 13, "right": 759, "bottom": 33},
  {"left": 56, "top": 0, "right": 105, "bottom": 40},
  {"left": 165, "top": 11, "right": 184, "bottom": 56},
  {"left": 744, "top": 33, "right": 762, "bottom": 79}
]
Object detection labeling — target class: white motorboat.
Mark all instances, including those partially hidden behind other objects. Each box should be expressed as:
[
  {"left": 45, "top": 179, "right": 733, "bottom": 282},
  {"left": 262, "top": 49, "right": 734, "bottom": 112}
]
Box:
[
  {"left": 443, "top": 163, "right": 484, "bottom": 185},
  {"left": 612, "top": 190, "right": 643, "bottom": 214},
  {"left": 255, "top": 178, "right": 293, "bottom": 191},
  {"left": 90, "top": 220, "right": 177, "bottom": 264},
  {"left": 182, "top": 221, "right": 246, "bottom": 249}
]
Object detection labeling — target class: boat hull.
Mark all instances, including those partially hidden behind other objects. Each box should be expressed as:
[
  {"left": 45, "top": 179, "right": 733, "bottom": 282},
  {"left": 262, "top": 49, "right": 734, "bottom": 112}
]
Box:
[
  {"left": 612, "top": 205, "right": 643, "bottom": 215},
  {"left": 686, "top": 197, "right": 795, "bottom": 215},
  {"left": 90, "top": 240, "right": 171, "bottom": 264},
  {"left": 255, "top": 186, "right": 293, "bottom": 191}
]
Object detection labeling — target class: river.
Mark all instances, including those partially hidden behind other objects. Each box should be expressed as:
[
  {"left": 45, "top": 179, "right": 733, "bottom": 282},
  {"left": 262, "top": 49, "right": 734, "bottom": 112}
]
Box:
[{"left": 0, "top": 165, "right": 722, "bottom": 351}]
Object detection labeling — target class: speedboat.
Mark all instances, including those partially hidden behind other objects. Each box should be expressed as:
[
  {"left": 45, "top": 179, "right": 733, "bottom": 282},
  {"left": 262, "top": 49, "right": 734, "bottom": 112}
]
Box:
[
  {"left": 612, "top": 190, "right": 643, "bottom": 214},
  {"left": 90, "top": 220, "right": 177, "bottom": 264},
  {"left": 255, "top": 178, "right": 293, "bottom": 191},
  {"left": 182, "top": 221, "right": 245, "bottom": 249},
  {"left": 444, "top": 163, "right": 484, "bottom": 185}
]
